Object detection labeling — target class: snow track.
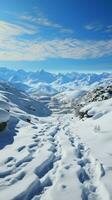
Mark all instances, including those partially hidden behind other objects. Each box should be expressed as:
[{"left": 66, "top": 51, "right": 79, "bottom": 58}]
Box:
[
  {"left": 0, "top": 114, "right": 110, "bottom": 200},
  {"left": 65, "top": 126, "right": 109, "bottom": 200}
]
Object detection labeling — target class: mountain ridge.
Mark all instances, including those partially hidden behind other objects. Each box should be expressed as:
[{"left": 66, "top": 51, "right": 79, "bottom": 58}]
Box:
[{"left": 0, "top": 67, "right": 112, "bottom": 95}]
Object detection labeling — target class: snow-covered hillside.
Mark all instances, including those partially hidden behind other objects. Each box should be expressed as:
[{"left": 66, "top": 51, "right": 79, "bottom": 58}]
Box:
[
  {"left": 0, "top": 82, "right": 51, "bottom": 117},
  {"left": 0, "top": 70, "right": 112, "bottom": 200}
]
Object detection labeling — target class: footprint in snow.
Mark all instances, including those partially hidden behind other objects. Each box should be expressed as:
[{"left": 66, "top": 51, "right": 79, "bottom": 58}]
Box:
[
  {"left": 4, "top": 157, "right": 15, "bottom": 164},
  {"left": 28, "top": 143, "right": 38, "bottom": 153},
  {"left": 17, "top": 145, "right": 26, "bottom": 152},
  {"left": 62, "top": 185, "right": 67, "bottom": 189},
  {"left": 34, "top": 138, "right": 40, "bottom": 143},
  {"left": 32, "top": 134, "right": 38, "bottom": 139},
  {"left": 32, "top": 126, "right": 38, "bottom": 129}
]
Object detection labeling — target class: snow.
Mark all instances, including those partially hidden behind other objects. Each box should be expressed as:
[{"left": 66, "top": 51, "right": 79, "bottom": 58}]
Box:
[
  {"left": 80, "top": 98, "right": 112, "bottom": 119},
  {"left": 28, "top": 82, "right": 57, "bottom": 96},
  {"left": 0, "top": 109, "right": 10, "bottom": 123},
  {"left": 0, "top": 100, "right": 10, "bottom": 111},
  {"left": 0, "top": 71, "right": 112, "bottom": 200},
  {"left": 0, "top": 99, "right": 10, "bottom": 125},
  {"left": 53, "top": 90, "right": 87, "bottom": 104},
  {"left": 0, "top": 68, "right": 112, "bottom": 95}
]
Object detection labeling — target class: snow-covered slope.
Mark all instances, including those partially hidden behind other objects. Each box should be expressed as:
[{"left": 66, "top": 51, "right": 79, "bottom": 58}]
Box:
[
  {"left": 49, "top": 90, "right": 87, "bottom": 114},
  {"left": 80, "top": 98, "right": 112, "bottom": 119},
  {"left": 0, "top": 71, "right": 112, "bottom": 200},
  {"left": 0, "top": 101, "right": 111, "bottom": 199},
  {"left": 0, "top": 81, "right": 51, "bottom": 117},
  {"left": 0, "top": 109, "right": 10, "bottom": 123},
  {"left": 53, "top": 90, "right": 87, "bottom": 104},
  {"left": 70, "top": 98, "right": 112, "bottom": 199}
]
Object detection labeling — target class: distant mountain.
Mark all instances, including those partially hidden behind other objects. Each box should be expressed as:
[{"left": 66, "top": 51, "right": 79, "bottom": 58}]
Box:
[
  {"left": 0, "top": 67, "right": 112, "bottom": 95},
  {"left": 28, "top": 82, "right": 58, "bottom": 96}
]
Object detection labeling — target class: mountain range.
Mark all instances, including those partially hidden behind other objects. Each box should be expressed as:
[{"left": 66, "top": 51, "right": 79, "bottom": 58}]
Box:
[{"left": 0, "top": 67, "right": 112, "bottom": 95}]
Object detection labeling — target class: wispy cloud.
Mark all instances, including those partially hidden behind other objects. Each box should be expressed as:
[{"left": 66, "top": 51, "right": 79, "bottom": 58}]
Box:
[
  {"left": 19, "top": 14, "right": 74, "bottom": 34},
  {"left": 5, "top": 8, "right": 74, "bottom": 36},
  {"left": 85, "top": 23, "right": 112, "bottom": 36},
  {"left": 0, "top": 20, "right": 37, "bottom": 39},
  {"left": 84, "top": 23, "right": 103, "bottom": 31},
  {"left": 0, "top": 20, "right": 112, "bottom": 61},
  {"left": 20, "top": 15, "right": 59, "bottom": 28},
  {"left": 106, "top": 25, "right": 112, "bottom": 33}
]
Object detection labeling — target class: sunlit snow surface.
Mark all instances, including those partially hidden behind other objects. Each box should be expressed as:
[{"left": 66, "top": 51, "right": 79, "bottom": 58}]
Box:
[{"left": 0, "top": 81, "right": 111, "bottom": 200}]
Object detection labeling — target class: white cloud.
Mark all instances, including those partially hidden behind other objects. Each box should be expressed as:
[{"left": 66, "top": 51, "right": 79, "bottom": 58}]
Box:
[
  {"left": 106, "top": 25, "right": 112, "bottom": 33},
  {"left": 84, "top": 23, "right": 103, "bottom": 31},
  {"left": 20, "top": 14, "right": 73, "bottom": 34},
  {"left": 0, "top": 20, "right": 37, "bottom": 38},
  {"left": 0, "top": 20, "right": 112, "bottom": 61},
  {"left": 85, "top": 23, "right": 112, "bottom": 35}
]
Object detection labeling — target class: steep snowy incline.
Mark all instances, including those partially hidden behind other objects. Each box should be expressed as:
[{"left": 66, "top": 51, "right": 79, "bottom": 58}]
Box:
[
  {"left": 0, "top": 82, "right": 51, "bottom": 117},
  {"left": 0, "top": 112, "right": 110, "bottom": 200},
  {"left": 70, "top": 102, "right": 112, "bottom": 199}
]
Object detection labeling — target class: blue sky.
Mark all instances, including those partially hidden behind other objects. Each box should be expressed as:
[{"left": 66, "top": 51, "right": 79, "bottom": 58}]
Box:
[{"left": 0, "top": 0, "right": 112, "bottom": 72}]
